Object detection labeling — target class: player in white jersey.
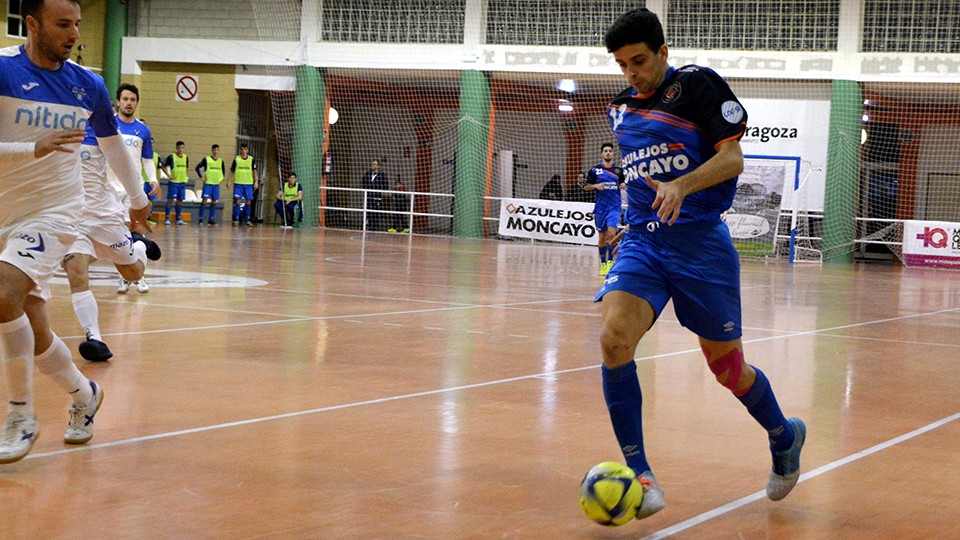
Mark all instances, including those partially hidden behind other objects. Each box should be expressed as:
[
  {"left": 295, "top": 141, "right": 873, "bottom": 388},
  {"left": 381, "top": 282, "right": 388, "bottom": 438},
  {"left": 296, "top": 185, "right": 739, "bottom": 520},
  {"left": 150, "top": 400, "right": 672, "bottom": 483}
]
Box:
[
  {"left": 63, "top": 82, "right": 163, "bottom": 361},
  {"left": 0, "top": 0, "right": 151, "bottom": 464}
]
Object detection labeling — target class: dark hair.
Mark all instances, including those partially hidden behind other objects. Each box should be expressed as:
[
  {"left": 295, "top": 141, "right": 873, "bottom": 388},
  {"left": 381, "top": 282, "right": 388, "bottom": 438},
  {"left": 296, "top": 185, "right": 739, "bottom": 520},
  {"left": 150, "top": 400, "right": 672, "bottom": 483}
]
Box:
[
  {"left": 604, "top": 8, "right": 665, "bottom": 53},
  {"left": 240, "top": 143, "right": 249, "bottom": 149},
  {"left": 116, "top": 82, "right": 139, "bottom": 101},
  {"left": 601, "top": 142, "right": 614, "bottom": 152},
  {"left": 176, "top": 141, "right": 185, "bottom": 147},
  {"left": 212, "top": 144, "right": 219, "bottom": 150},
  {"left": 289, "top": 173, "right": 297, "bottom": 178},
  {"left": 20, "top": 0, "right": 79, "bottom": 19}
]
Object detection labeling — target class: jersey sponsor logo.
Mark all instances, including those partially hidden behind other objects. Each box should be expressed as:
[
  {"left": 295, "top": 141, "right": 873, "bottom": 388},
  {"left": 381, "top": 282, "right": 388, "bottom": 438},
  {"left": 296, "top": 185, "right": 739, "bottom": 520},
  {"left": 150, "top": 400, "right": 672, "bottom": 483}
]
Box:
[
  {"left": 662, "top": 82, "right": 681, "bottom": 103},
  {"left": 721, "top": 100, "right": 744, "bottom": 124},
  {"left": 622, "top": 154, "right": 691, "bottom": 182},
  {"left": 15, "top": 105, "right": 89, "bottom": 130},
  {"left": 21, "top": 82, "right": 39, "bottom": 91}
]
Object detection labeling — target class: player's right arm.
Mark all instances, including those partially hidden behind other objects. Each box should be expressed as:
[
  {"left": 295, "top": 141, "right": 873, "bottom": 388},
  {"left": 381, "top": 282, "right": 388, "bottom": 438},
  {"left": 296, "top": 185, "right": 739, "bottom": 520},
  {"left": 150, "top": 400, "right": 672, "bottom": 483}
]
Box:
[
  {"left": 0, "top": 130, "right": 86, "bottom": 160},
  {"left": 195, "top": 157, "right": 207, "bottom": 187},
  {"left": 583, "top": 169, "right": 600, "bottom": 191}
]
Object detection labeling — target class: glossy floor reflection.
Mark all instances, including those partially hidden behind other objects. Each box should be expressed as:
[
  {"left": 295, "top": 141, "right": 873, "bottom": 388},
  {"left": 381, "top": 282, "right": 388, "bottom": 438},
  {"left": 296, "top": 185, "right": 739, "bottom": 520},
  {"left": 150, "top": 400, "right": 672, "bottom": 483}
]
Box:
[{"left": 3, "top": 225, "right": 959, "bottom": 538}]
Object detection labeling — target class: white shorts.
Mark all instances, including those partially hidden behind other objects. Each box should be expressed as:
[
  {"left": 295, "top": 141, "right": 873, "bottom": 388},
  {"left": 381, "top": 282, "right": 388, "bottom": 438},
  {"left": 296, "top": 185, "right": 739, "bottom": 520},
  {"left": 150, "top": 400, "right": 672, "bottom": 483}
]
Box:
[
  {"left": 69, "top": 215, "right": 136, "bottom": 266},
  {"left": 0, "top": 212, "right": 78, "bottom": 301},
  {"left": 80, "top": 144, "right": 126, "bottom": 219}
]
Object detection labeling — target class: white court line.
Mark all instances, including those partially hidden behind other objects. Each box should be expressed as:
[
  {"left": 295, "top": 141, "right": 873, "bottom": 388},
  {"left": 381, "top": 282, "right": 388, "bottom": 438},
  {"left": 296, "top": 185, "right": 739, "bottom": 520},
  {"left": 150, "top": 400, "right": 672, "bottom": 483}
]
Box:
[{"left": 641, "top": 411, "right": 960, "bottom": 540}]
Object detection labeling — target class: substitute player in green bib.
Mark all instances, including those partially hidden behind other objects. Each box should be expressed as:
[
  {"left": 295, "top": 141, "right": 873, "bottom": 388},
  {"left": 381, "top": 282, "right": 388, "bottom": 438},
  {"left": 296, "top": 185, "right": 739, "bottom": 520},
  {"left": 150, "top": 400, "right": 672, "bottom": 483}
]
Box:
[
  {"left": 195, "top": 144, "right": 226, "bottom": 226},
  {"left": 229, "top": 143, "right": 259, "bottom": 226},
  {"left": 274, "top": 172, "right": 303, "bottom": 228},
  {"left": 161, "top": 141, "right": 189, "bottom": 225}
]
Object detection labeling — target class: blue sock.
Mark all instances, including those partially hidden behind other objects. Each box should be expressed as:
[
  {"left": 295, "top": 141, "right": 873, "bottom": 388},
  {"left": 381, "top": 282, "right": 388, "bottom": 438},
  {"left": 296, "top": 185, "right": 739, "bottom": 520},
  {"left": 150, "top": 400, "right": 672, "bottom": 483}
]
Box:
[
  {"left": 198, "top": 204, "right": 206, "bottom": 222},
  {"left": 175, "top": 205, "right": 182, "bottom": 221},
  {"left": 738, "top": 367, "right": 794, "bottom": 452},
  {"left": 602, "top": 361, "right": 651, "bottom": 475},
  {"left": 232, "top": 204, "right": 240, "bottom": 222},
  {"left": 244, "top": 204, "right": 252, "bottom": 222},
  {"left": 598, "top": 246, "right": 607, "bottom": 263},
  {"left": 208, "top": 204, "right": 216, "bottom": 223},
  {"left": 165, "top": 204, "right": 171, "bottom": 220},
  {"left": 606, "top": 245, "right": 614, "bottom": 261}
]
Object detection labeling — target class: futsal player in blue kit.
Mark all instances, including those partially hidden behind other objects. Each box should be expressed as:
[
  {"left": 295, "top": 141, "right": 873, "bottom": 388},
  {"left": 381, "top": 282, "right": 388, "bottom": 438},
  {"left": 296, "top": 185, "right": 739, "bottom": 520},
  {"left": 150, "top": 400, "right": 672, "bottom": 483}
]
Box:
[
  {"left": 582, "top": 142, "right": 624, "bottom": 276},
  {"left": 594, "top": 8, "right": 806, "bottom": 519}
]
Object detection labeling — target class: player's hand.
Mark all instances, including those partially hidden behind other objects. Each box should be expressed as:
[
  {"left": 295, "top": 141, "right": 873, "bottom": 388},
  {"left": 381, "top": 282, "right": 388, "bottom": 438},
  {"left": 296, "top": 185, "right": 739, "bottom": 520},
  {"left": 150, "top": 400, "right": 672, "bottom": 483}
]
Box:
[
  {"left": 645, "top": 176, "right": 685, "bottom": 226},
  {"left": 149, "top": 181, "right": 160, "bottom": 197},
  {"left": 34, "top": 129, "right": 86, "bottom": 158},
  {"left": 129, "top": 203, "right": 153, "bottom": 233}
]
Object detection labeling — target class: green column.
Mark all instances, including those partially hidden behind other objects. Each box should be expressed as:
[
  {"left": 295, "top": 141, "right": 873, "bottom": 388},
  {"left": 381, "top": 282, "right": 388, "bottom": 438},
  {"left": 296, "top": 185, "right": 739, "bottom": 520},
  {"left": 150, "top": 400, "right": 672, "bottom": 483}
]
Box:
[
  {"left": 454, "top": 70, "right": 490, "bottom": 238},
  {"left": 102, "top": 0, "right": 128, "bottom": 100},
  {"left": 822, "top": 80, "right": 861, "bottom": 263},
  {"left": 293, "top": 65, "right": 325, "bottom": 227}
]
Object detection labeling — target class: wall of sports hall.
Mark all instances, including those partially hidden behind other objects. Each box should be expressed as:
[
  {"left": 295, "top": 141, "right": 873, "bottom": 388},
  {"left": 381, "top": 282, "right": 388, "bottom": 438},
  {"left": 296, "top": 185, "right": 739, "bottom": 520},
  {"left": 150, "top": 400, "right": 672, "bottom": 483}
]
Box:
[{"left": 4, "top": 0, "right": 960, "bottom": 263}]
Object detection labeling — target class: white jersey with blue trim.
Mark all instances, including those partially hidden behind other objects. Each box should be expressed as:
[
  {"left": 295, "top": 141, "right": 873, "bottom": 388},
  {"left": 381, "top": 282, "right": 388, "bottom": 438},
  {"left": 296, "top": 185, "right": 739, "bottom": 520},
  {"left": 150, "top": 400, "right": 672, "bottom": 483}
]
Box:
[
  {"left": 106, "top": 115, "right": 153, "bottom": 202},
  {"left": 0, "top": 45, "right": 119, "bottom": 227}
]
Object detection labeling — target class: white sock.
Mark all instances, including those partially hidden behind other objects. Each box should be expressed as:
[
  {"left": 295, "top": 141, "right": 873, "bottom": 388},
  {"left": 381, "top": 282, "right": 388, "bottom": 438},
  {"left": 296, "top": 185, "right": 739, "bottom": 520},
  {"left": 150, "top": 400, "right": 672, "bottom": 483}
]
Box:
[
  {"left": 0, "top": 315, "right": 34, "bottom": 416},
  {"left": 71, "top": 290, "right": 101, "bottom": 341},
  {"left": 132, "top": 240, "right": 148, "bottom": 268},
  {"left": 36, "top": 334, "right": 93, "bottom": 404}
]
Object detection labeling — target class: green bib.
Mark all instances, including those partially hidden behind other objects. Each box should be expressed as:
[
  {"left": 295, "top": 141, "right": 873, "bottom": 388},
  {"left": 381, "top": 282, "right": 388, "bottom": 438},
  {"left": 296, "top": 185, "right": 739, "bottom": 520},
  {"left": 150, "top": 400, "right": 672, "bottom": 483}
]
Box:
[
  {"left": 204, "top": 156, "right": 224, "bottom": 185},
  {"left": 282, "top": 182, "right": 300, "bottom": 201},
  {"left": 171, "top": 154, "right": 188, "bottom": 184},
  {"left": 234, "top": 156, "right": 255, "bottom": 185}
]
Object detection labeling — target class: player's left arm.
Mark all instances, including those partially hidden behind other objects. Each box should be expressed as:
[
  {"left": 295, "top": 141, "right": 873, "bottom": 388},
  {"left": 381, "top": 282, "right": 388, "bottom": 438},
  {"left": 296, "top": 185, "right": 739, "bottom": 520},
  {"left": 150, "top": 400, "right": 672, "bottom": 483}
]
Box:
[{"left": 646, "top": 140, "right": 743, "bottom": 225}]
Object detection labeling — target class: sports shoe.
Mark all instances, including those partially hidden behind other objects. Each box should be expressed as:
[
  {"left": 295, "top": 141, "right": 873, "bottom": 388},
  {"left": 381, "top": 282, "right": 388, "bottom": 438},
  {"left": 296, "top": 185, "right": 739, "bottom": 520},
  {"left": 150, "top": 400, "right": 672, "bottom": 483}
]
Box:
[
  {"left": 0, "top": 411, "right": 39, "bottom": 464},
  {"left": 232, "top": 221, "right": 239, "bottom": 227},
  {"left": 135, "top": 279, "right": 150, "bottom": 294},
  {"left": 164, "top": 219, "right": 171, "bottom": 225},
  {"left": 207, "top": 220, "right": 216, "bottom": 226},
  {"left": 78, "top": 335, "right": 113, "bottom": 362},
  {"left": 635, "top": 471, "right": 666, "bottom": 520},
  {"left": 387, "top": 228, "right": 397, "bottom": 233},
  {"left": 176, "top": 219, "right": 188, "bottom": 226},
  {"left": 64, "top": 381, "right": 103, "bottom": 444},
  {"left": 197, "top": 221, "right": 204, "bottom": 227},
  {"left": 117, "top": 278, "right": 131, "bottom": 294},
  {"left": 402, "top": 228, "right": 410, "bottom": 233},
  {"left": 599, "top": 261, "right": 611, "bottom": 276},
  {"left": 245, "top": 221, "right": 254, "bottom": 227},
  {"left": 767, "top": 417, "right": 807, "bottom": 501},
  {"left": 131, "top": 231, "right": 162, "bottom": 261}
]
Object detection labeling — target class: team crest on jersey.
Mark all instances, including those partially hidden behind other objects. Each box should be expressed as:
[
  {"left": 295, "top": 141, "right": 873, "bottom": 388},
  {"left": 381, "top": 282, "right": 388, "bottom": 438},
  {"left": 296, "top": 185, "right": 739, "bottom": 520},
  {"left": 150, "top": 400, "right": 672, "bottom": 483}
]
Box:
[
  {"left": 71, "top": 85, "right": 87, "bottom": 102},
  {"left": 609, "top": 103, "right": 627, "bottom": 131},
  {"left": 662, "top": 82, "right": 681, "bottom": 103}
]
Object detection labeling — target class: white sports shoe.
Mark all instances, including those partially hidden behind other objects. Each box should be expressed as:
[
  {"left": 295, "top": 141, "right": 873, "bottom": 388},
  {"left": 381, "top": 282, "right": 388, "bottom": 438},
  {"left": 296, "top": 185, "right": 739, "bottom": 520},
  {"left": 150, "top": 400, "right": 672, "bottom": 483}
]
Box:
[
  {"left": 0, "top": 411, "right": 39, "bottom": 464},
  {"left": 117, "top": 278, "right": 131, "bottom": 294},
  {"left": 634, "top": 471, "right": 666, "bottom": 520},
  {"left": 135, "top": 279, "right": 150, "bottom": 294},
  {"left": 64, "top": 381, "right": 104, "bottom": 444}
]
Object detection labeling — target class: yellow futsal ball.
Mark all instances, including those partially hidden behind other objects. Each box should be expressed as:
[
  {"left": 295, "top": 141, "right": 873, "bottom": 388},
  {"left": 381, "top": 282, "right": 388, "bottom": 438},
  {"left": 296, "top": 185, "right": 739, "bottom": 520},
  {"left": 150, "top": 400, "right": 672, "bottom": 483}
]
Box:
[{"left": 578, "top": 461, "right": 643, "bottom": 526}]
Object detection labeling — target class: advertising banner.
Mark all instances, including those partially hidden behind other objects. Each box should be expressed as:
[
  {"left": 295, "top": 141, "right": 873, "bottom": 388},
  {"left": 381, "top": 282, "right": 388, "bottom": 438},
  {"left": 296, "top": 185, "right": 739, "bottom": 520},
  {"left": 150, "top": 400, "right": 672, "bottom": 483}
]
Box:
[
  {"left": 902, "top": 220, "right": 960, "bottom": 270},
  {"left": 498, "top": 198, "right": 596, "bottom": 245}
]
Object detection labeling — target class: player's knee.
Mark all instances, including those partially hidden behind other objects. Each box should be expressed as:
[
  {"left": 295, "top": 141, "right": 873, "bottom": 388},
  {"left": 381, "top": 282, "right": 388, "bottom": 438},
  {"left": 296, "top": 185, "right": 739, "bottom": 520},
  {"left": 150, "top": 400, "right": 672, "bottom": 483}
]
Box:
[
  {"left": 705, "top": 347, "right": 745, "bottom": 392},
  {"left": 599, "top": 322, "right": 638, "bottom": 366}
]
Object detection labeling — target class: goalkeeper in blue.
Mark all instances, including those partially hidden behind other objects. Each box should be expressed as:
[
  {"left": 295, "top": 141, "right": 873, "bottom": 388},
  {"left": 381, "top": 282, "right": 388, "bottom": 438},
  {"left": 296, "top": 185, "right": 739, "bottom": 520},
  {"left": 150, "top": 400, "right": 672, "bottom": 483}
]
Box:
[
  {"left": 593, "top": 8, "right": 806, "bottom": 520},
  {"left": 582, "top": 142, "right": 624, "bottom": 276}
]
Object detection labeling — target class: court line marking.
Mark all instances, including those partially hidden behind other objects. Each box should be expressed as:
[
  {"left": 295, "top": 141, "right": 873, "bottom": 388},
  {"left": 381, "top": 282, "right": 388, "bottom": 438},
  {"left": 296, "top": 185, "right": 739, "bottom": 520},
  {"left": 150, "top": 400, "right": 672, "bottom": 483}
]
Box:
[
  {"left": 28, "top": 305, "right": 960, "bottom": 464},
  {"left": 641, "top": 411, "right": 960, "bottom": 540}
]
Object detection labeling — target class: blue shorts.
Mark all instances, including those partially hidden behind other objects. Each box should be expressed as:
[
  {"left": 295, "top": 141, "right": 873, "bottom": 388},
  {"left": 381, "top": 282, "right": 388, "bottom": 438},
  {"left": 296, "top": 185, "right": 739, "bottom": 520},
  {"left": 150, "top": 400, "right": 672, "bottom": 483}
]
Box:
[
  {"left": 595, "top": 220, "right": 742, "bottom": 342},
  {"left": 594, "top": 206, "right": 620, "bottom": 232},
  {"left": 202, "top": 184, "right": 221, "bottom": 201},
  {"left": 143, "top": 182, "right": 157, "bottom": 201},
  {"left": 234, "top": 184, "right": 254, "bottom": 201},
  {"left": 167, "top": 182, "right": 186, "bottom": 201}
]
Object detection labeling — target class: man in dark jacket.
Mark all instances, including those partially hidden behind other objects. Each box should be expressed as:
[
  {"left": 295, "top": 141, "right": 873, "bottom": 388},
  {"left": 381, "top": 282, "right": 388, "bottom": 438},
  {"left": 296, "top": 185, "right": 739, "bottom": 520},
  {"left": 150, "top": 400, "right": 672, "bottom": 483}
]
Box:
[{"left": 361, "top": 159, "right": 388, "bottom": 231}]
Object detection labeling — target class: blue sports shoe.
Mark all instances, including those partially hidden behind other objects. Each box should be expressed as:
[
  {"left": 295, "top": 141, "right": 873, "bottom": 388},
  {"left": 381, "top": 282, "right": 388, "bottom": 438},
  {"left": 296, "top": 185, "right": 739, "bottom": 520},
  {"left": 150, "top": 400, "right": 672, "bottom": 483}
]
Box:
[{"left": 767, "top": 417, "right": 806, "bottom": 500}]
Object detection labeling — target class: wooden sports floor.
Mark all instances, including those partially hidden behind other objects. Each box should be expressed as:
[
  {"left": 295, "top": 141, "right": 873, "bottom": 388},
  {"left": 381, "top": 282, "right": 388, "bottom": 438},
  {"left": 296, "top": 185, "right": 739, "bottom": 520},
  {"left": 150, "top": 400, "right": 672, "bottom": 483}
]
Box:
[{"left": 2, "top": 225, "right": 958, "bottom": 539}]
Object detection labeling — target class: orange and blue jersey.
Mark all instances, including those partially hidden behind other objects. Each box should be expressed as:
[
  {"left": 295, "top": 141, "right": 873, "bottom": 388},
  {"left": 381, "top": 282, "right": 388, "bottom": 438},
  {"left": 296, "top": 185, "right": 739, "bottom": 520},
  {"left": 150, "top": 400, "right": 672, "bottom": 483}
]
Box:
[
  {"left": 608, "top": 65, "right": 747, "bottom": 226},
  {"left": 585, "top": 164, "right": 623, "bottom": 212}
]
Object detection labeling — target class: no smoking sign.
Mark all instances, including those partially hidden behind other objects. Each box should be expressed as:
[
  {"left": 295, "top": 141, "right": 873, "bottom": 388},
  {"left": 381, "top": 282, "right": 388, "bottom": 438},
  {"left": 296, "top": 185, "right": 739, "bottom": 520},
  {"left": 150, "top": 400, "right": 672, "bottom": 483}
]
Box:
[{"left": 175, "top": 75, "right": 199, "bottom": 102}]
